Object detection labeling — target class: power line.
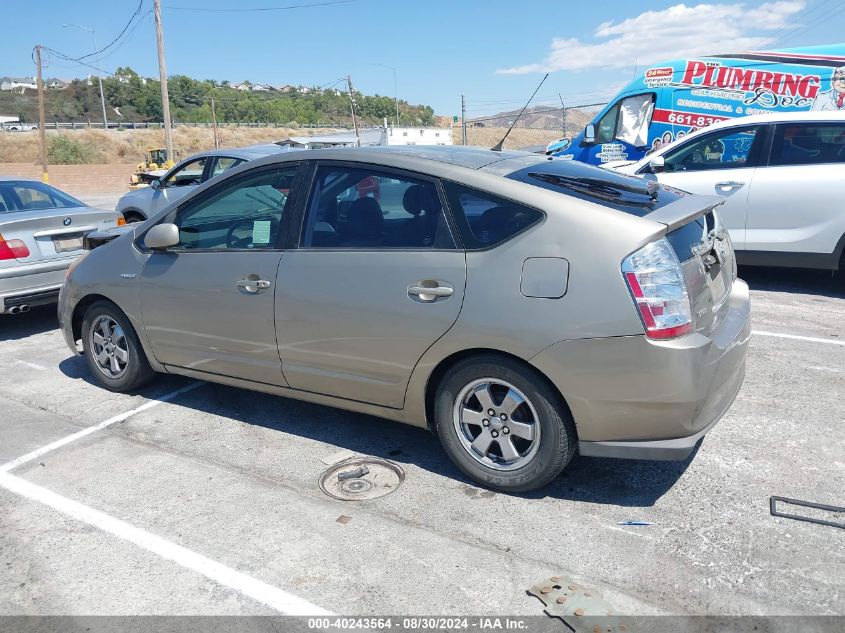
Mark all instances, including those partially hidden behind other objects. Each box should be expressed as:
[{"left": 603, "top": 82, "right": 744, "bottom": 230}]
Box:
[
  {"left": 76, "top": 1, "right": 147, "bottom": 61},
  {"left": 168, "top": 0, "right": 357, "bottom": 12}
]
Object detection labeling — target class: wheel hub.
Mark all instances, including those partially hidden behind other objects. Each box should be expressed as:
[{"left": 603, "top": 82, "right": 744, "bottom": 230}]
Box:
[{"left": 452, "top": 378, "right": 541, "bottom": 472}]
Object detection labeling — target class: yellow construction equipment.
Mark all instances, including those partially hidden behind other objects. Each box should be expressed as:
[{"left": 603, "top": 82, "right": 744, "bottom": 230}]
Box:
[{"left": 129, "top": 147, "right": 181, "bottom": 188}]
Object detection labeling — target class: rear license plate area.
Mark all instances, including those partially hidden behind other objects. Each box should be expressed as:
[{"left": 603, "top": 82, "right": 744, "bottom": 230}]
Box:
[{"left": 52, "top": 234, "right": 84, "bottom": 252}]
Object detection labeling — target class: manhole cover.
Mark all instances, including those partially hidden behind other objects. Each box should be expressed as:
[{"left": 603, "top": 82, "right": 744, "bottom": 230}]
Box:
[{"left": 319, "top": 457, "right": 405, "bottom": 501}]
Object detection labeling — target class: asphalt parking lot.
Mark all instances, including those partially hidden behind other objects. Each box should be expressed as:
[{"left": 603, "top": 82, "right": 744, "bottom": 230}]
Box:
[{"left": 0, "top": 266, "right": 842, "bottom": 618}]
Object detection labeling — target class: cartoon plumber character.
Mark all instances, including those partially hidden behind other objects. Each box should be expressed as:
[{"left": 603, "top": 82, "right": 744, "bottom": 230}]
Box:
[{"left": 811, "top": 66, "right": 845, "bottom": 111}]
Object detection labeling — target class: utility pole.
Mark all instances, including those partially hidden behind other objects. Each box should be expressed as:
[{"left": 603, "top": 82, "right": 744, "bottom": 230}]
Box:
[
  {"left": 35, "top": 45, "right": 48, "bottom": 183},
  {"left": 346, "top": 75, "right": 360, "bottom": 146},
  {"left": 461, "top": 94, "right": 467, "bottom": 145},
  {"left": 211, "top": 97, "right": 219, "bottom": 149},
  {"left": 153, "top": 0, "right": 173, "bottom": 161}
]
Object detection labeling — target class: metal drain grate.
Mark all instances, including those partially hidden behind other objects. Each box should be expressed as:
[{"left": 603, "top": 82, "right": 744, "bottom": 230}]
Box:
[{"left": 318, "top": 457, "right": 405, "bottom": 501}]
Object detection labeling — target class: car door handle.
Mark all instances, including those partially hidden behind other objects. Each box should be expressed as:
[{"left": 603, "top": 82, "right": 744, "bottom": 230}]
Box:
[
  {"left": 236, "top": 278, "right": 271, "bottom": 293},
  {"left": 715, "top": 181, "right": 745, "bottom": 193},
  {"left": 408, "top": 282, "right": 454, "bottom": 302}
]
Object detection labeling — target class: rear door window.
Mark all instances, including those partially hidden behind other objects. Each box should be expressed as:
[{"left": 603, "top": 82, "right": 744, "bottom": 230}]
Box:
[
  {"left": 442, "top": 181, "right": 543, "bottom": 249},
  {"left": 301, "top": 165, "right": 455, "bottom": 249},
  {"left": 210, "top": 156, "right": 245, "bottom": 178},
  {"left": 768, "top": 123, "right": 845, "bottom": 166}
]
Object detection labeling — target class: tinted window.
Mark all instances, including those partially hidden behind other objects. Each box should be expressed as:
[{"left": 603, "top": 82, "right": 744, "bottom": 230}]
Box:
[
  {"left": 0, "top": 181, "right": 85, "bottom": 213},
  {"left": 662, "top": 126, "right": 759, "bottom": 172},
  {"left": 171, "top": 166, "right": 297, "bottom": 250},
  {"left": 302, "top": 166, "right": 455, "bottom": 249},
  {"left": 769, "top": 123, "right": 845, "bottom": 166},
  {"left": 164, "top": 157, "right": 207, "bottom": 187},
  {"left": 595, "top": 104, "right": 620, "bottom": 144},
  {"left": 442, "top": 181, "right": 543, "bottom": 249},
  {"left": 211, "top": 156, "right": 245, "bottom": 178}
]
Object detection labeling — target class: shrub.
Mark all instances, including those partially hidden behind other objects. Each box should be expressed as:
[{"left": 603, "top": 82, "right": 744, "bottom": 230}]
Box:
[{"left": 47, "top": 135, "right": 98, "bottom": 164}]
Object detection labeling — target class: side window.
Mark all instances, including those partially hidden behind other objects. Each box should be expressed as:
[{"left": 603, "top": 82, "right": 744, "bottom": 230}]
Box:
[
  {"left": 211, "top": 156, "right": 245, "bottom": 178},
  {"left": 769, "top": 123, "right": 845, "bottom": 166},
  {"left": 595, "top": 104, "right": 620, "bottom": 144},
  {"left": 172, "top": 166, "right": 297, "bottom": 250},
  {"left": 301, "top": 165, "right": 455, "bottom": 249},
  {"left": 663, "top": 126, "right": 760, "bottom": 172},
  {"left": 164, "top": 157, "right": 207, "bottom": 187},
  {"left": 442, "top": 181, "right": 543, "bottom": 249}
]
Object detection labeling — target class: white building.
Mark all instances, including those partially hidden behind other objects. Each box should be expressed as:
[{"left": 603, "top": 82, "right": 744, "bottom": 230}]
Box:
[
  {"left": 386, "top": 126, "right": 452, "bottom": 146},
  {"left": 0, "top": 78, "right": 37, "bottom": 92}
]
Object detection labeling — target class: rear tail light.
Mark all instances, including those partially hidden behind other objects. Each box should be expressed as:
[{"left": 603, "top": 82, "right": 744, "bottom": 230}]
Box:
[
  {"left": 622, "top": 238, "right": 692, "bottom": 340},
  {"left": 0, "top": 233, "right": 30, "bottom": 260}
]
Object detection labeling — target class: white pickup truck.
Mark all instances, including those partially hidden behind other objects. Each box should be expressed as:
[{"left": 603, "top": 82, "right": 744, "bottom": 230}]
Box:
[{"left": 0, "top": 119, "right": 38, "bottom": 132}]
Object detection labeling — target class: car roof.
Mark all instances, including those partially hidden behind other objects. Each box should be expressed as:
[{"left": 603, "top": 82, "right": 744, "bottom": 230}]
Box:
[
  {"left": 182, "top": 145, "right": 290, "bottom": 163},
  {"left": 266, "top": 145, "right": 547, "bottom": 171}
]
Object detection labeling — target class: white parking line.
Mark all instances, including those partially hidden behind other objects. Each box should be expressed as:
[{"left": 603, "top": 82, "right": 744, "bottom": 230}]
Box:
[
  {"left": 752, "top": 330, "right": 845, "bottom": 347},
  {"left": 0, "top": 471, "right": 332, "bottom": 615},
  {"left": 0, "top": 382, "right": 202, "bottom": 474}
]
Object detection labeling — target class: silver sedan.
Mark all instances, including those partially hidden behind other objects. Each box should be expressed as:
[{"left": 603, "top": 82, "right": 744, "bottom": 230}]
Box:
[
  {"left": 59, "top": 146, "right": 750, "bottom": 492},
  {"left": 116, "top": 145, "right": 292, "bottom": 223},
  {"left": 0, "top": 178, "right": 123, "bottom": 315}
]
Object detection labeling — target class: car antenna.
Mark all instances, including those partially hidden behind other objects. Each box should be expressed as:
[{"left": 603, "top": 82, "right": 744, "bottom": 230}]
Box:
[{"left": 490, "top": 73, "right": 549, "bottom": 152}]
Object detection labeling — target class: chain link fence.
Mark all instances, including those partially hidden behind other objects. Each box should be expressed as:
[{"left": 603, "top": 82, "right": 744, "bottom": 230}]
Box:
[{"left": 452, "top": 103, "right": 608, "bottom": 151}]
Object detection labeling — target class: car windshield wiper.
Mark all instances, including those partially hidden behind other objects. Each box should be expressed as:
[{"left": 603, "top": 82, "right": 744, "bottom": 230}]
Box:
[{"left": 529, "top": 173, "right": 659, "bottom": 205}]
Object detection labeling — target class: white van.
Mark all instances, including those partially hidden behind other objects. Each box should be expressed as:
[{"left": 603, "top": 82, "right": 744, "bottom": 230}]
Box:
[{"left": 614, "top": 111, "right": 845, "bottom": 272}]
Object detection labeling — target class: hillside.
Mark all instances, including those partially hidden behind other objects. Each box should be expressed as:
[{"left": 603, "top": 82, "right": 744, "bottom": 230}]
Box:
[
  {"left": 0, "top": 67, "right": 436, "bottom": 127},
  {"left": 467, "top": 105, "right": 593, "bottom": 138},
  {"left": 0, "top": 127, "right": 339, "bottom": 164}
]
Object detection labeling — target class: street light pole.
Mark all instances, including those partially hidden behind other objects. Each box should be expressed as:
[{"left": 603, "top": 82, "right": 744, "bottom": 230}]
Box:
[
  {"left": 371, "top": 63, "right": 399, "bottom": 127},
  {"left": 62, "top": 24, "right": 108, "bottom": 128}
]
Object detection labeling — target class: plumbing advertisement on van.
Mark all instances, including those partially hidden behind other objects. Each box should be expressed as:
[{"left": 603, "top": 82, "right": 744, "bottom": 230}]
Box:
[{"left": 551, "top": 45, "right": 845, "bottom": 165}]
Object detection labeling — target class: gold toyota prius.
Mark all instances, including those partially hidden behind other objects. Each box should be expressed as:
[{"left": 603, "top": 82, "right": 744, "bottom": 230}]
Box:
[{"left": 59, "top": 146, "right": 751, "bottom": 492}]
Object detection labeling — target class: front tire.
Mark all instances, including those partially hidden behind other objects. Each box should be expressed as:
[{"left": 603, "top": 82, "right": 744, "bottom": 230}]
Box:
[
  {"left": 434, "top": 355, "right": 576, "bottom": 493},
  {"left": 81, "top": 300, "right": 155, "bottom": 392}
]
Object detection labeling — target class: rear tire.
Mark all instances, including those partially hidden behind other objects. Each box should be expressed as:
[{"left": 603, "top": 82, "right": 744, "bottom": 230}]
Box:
[
  {"left": 81, "top": 300, "right": 155, "bottom": 392},
  {"left": 434, "top": 355, "right": 576, "bottom": 493}
]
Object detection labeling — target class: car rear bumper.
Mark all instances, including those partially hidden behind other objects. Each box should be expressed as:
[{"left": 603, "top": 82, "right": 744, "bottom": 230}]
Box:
[
  {"left": 530, "top": 279, "right": 751, "bottom": 460},
  {"left": 0, "top": 260, "right": 71, "bottom": 313}
]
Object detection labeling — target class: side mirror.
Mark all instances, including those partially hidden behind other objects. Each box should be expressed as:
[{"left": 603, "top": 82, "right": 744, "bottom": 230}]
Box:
[
  {"left": 144, "top": 223, "right": 179, "bottom": 250},
  {"left": 150, "top": 178, "right": 162, "bottom": 190},
  {"left": 584, "top": 123, "right": 596, "bottom": 145},
  {"left": 649, "top": 155, "right": 665, "bottom": 173}
]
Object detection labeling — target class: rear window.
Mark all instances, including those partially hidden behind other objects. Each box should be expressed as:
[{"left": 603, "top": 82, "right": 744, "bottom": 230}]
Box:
[
  {"left": 0, "top": 181, "right": 85, "bottom": 213},
  {"left": 769, "top": 123, "right": 845, "bottom": 166},
  {"left": 442, "top": 181, "right": 543, "bottom": 249},
  {"left": 505, "top": 159, "right": 685, "bottom": 216}
]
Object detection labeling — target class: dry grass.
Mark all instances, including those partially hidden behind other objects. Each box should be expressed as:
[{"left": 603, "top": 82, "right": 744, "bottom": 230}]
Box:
[{"left": 0, "top": 127, "right": 340, "bottom": 164}]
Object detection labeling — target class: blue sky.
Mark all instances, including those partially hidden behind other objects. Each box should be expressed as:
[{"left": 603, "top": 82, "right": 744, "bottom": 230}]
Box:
[{"left": 2, "top": 0, "right": 843, "bottom": 117}]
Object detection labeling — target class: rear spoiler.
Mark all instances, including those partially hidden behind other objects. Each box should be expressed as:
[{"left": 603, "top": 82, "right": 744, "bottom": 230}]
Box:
[
  {"left": 646, "top": 194, "right": 725, "bottom": 232},
  {"left": 83, "top": 225, "right": 134, "bottom": 250}
]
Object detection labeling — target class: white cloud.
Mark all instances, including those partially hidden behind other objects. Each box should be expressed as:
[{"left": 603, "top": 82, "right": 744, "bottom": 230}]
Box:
[{"left": 497, "top": 1, "right": 806, "bottom": 74}]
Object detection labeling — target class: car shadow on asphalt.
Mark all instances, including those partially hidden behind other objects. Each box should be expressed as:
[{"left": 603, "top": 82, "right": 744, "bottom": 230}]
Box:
[
  {"left": 740, "top": 265, "right": 844, "bottom": 298},
  {"left": 0, "top": 305, "right": 59, "bottom": 341},
  {"left": 121, "top": 380, "right": 694, "bottom": 506}
]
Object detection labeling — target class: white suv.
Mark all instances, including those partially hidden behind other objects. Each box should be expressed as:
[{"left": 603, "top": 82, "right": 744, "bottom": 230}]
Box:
[{"left": 613, "top": 112, "right": 845, "bottom": 271}]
